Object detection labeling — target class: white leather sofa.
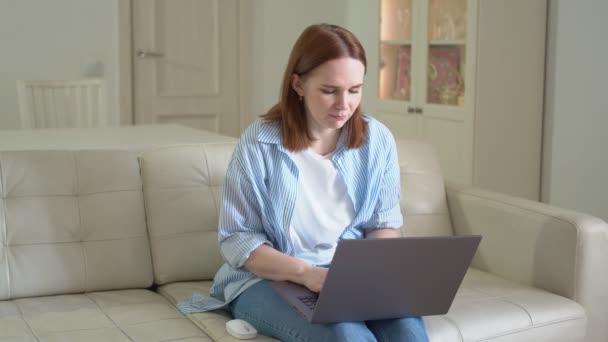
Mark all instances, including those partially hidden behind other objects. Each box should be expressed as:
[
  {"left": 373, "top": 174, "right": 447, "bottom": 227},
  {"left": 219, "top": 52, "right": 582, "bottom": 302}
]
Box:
[{"left": 0, "top": 140, "right": 606, "bottom": 342}]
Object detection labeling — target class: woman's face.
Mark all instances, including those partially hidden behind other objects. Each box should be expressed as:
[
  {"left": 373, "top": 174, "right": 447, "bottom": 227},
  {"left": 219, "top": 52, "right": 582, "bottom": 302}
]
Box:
[{"left": 292, "top": 57, "right": 365, "bottom": 138}]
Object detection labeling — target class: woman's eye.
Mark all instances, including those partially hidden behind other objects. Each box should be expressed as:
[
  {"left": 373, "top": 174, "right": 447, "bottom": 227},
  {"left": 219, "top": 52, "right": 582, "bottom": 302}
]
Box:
[{"left": 320, "top": 88, "right": 360, "bottom": 95}]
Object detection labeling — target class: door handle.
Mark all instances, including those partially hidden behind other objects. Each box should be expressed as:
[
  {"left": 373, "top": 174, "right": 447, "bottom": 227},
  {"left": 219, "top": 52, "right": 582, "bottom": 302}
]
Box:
[
  {"left": 407, "top": 106, "right": 415, "bottom": 113},
  {"left": 136, "top": 49, "right": 164, "bottom": 58},
  {"left": 415, "top": 107, "right": 423, "bottom": 114}
]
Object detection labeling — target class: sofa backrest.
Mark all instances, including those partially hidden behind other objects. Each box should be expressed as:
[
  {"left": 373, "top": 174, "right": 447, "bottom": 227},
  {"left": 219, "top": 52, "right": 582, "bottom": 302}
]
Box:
[
  {"left": 140, "top": 140, "right": 453, "bottom": 284},
  {"left": 0, "top": 150, "right": 153, "bottom": 300},
  {"left": 139, "top": 143, "right": 235, "bottom": 285},
  {"left": 396, "top": 140, "right": 453, "bottom": 237}
]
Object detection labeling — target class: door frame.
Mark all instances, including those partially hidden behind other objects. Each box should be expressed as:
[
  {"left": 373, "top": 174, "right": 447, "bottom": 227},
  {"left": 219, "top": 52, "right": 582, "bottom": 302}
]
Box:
[
  {"left": 117, "top": 0, "right": 253, "bottom": 132},
  {"left": 117, "top": 0, "right": 133, "bottom": 125}
]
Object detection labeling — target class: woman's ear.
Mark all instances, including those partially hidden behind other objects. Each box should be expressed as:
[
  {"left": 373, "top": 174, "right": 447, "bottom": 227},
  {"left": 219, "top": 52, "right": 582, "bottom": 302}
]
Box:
[{"left": 291, "top": 74, "right": 303, "bottom": 96}]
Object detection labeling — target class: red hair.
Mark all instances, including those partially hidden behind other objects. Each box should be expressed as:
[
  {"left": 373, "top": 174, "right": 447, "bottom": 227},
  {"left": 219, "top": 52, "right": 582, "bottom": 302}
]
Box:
[{"left": 261, "top": 23, "right": 368, "bottom": 151}]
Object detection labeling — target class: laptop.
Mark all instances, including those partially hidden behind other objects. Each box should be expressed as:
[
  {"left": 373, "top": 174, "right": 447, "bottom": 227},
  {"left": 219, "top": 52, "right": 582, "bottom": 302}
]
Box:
[{"left": 270, "top": 235, "right": 481, "bottom": 324}]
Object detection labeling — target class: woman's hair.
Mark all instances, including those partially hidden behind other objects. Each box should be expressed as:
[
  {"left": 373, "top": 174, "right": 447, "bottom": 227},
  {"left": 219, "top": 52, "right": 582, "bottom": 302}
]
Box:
[{"left": 261, "top": 23, "right": 368, "bottom": 151}]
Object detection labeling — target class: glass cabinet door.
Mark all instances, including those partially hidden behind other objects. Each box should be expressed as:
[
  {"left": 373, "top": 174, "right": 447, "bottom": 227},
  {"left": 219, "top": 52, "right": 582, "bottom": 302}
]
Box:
[
  {"left": 379, "top": 0, "right": 413, "bottom": 102},
  {"left": 426, "top": 0, "right": 467, "bottom": 107}
]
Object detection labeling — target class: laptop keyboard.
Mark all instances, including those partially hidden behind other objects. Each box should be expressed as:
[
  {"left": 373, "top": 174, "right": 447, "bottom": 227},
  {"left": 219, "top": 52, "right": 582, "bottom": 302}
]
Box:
[{"left": 297, "top": 295, "right": 318, "bottom": 310}]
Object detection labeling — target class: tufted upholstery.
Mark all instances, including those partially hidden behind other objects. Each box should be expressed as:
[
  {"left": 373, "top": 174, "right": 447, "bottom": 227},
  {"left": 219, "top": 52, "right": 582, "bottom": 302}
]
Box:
[
  {"left": 139, "top": 141, "right": 604, "bottom": 342},
  {"left": 0, "top": 289, "right": 210, "bottom": 341},
  {"left": 396, "top": 140, "right": 453, "bottom": 237},
  {"left": 156, "top": 270, "right": 586, "bottom": 342},
  {"left": 0, "top": 149, "right": 212, "bottom": 341},
  {"left": 0, "top": 150, "right": 153, "bottom": 300},
  {"left": 1, "top": 138, "right": 606, "bottom": 341},
  {"left": 140, "top": 143, "right": 235, "bottom": 285},
  {"left": 446, "top": 184, "right": 608, "bottom": 342}
]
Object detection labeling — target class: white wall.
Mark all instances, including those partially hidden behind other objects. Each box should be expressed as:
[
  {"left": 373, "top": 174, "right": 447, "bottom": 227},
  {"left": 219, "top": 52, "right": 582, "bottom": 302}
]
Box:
[
  {"left": 542, "top": 0, "right": 608, "bottom": 221},
  {"left": 247, "top": 0, "right": 350, "bottom": 122},
  {"left": 1, "top": 0, "right": 604, "bottom": 221},
  {"left": 0, "top": 0, "right": 119, "bottom": 129},
  {"left": 345, "top": 1, "right": 380, "bottom": 114},
  {"left": 1, "top": 0, "right": 353, "bottom": 130}
]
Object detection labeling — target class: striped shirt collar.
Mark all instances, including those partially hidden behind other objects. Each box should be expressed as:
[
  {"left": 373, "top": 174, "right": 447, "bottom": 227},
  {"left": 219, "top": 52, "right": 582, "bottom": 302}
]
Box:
[{"left": 256, "top": 118, "right": 349, "bottom": 154}]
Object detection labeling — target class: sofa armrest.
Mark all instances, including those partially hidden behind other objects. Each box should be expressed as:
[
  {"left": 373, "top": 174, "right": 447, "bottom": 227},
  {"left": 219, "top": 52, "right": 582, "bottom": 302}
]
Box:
[{"left": 446, "top": 182, "right": 608, "bottom": 342}]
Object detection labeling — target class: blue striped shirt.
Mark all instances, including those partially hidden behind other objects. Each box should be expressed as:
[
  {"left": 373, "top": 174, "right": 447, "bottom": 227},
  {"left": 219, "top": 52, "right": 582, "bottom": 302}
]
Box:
[{"left": 176, "top": 115, "right": 403, "bottom": 314}]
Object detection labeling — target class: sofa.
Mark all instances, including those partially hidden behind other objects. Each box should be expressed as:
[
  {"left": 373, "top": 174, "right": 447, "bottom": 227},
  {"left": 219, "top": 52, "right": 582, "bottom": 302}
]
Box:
[{"left": 1, "top": 139, "right": 606, "bottom": 342}]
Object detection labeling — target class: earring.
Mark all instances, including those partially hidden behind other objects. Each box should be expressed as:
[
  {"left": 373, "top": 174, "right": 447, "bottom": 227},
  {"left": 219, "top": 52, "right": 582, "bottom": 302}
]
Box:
[{"left": 299, "top": 95, "right": 303, "bottom": 101}]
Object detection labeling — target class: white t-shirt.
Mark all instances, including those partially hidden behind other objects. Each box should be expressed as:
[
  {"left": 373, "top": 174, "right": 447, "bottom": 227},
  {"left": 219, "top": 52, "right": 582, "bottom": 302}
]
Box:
[{"left": 288, "top": 148, "right": 355, "bottom": 265}]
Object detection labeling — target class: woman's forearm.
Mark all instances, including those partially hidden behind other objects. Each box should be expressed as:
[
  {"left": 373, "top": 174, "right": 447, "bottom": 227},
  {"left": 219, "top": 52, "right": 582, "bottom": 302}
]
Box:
[
  {"left": 244, "top": 230, "right": 399, "bottom": 291},
  {"left": 365, "top": 228, "right": 401, "bottom": 239},
  {"left": 244, "top": 244, "right": 312, "bottom": 284}
]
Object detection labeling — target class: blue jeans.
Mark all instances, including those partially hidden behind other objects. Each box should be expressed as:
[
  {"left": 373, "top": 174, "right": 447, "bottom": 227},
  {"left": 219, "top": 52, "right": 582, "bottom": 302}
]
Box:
[{"left": 230, "top": 280, "right": 429, "bottom": 342}]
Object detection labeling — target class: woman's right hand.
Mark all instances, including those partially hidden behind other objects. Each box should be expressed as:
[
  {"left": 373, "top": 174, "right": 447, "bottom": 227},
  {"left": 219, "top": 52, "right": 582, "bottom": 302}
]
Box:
[
  {"left": 301, "top": 266, "right": 328, "bottom": 293},
  {"left": 245, "top": 245, "right": 329, "bottom": 292}
]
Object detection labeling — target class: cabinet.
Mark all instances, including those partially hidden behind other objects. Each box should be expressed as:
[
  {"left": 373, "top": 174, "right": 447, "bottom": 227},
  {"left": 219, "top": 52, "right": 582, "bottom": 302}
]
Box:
[{"left": 374, "top": 0, "right": 546, "bottom": 200}]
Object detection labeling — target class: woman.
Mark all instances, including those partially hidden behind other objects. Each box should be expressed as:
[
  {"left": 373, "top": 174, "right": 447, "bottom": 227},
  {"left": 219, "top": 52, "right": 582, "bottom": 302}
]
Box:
[{"left": 178, "top": 23, "right": 429, "bottom": 342}]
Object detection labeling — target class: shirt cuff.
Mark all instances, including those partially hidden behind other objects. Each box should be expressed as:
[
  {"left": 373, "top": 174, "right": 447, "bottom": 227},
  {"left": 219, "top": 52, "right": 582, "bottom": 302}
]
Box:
[{"left": 220, "top": 232, "right": 271, "bottom": 268}]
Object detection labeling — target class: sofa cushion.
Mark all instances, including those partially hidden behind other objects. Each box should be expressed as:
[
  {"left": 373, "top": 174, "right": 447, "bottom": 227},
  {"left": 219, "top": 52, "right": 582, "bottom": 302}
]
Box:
[
  {"left": 0, "top": 150, "right": 153, "bottom": 300},
  {"left": 0, "top": 289, "right": 210, "bottom": 341},
  {"left": 140, "top": 143, "right": 236, "bottom": 285},
  {"left": 158, "top": 282, "right": 279, "bottom": 342},
  {"left": 396, "top": 140, "right": 453, "bottom": 237},
  {"left": 440, "top": 268, "right": 585, "bottom": 341},
  {"left": 157, "top": 268, "right": 585, "bottom": 342}
]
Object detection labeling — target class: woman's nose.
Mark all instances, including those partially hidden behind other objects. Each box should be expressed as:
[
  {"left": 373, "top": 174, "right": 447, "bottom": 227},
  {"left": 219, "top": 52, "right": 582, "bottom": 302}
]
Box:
[{"left": 335, "top": 93, "right": 348, "bottom": 109}]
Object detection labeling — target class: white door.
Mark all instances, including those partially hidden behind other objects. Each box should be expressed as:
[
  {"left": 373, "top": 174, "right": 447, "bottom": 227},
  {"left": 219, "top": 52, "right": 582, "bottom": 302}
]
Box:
[{"left": 132, "top": 0, "right": 240, "bottom": 137}]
